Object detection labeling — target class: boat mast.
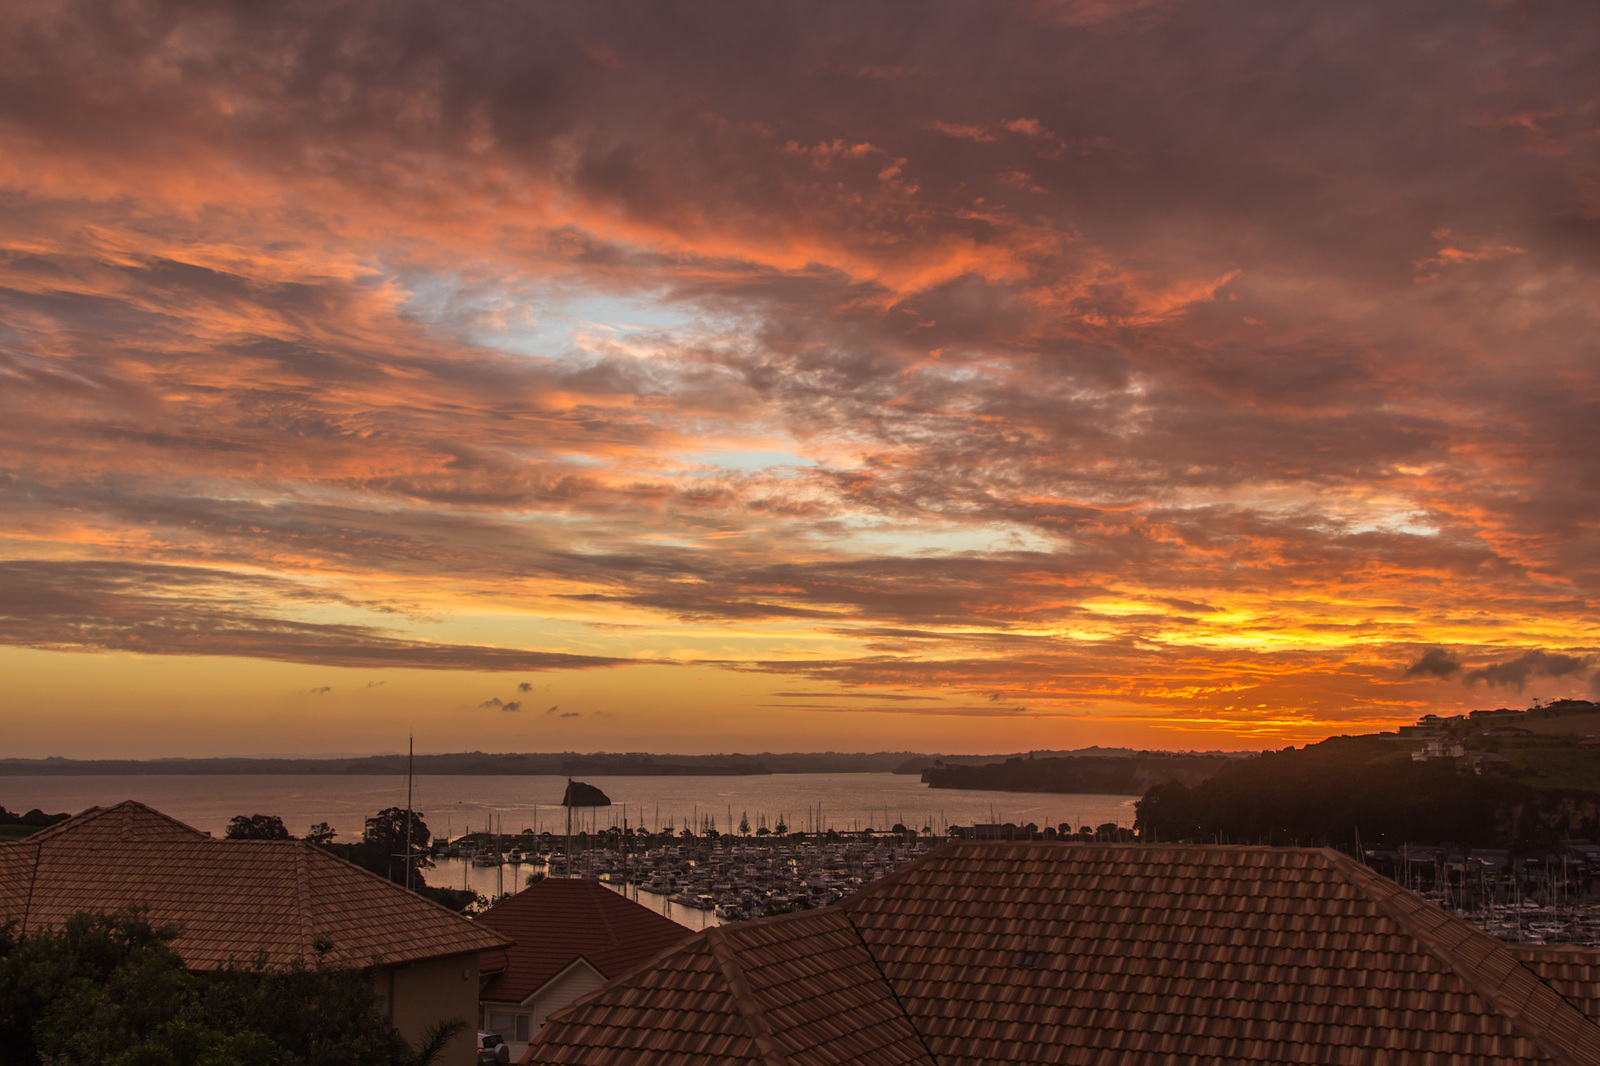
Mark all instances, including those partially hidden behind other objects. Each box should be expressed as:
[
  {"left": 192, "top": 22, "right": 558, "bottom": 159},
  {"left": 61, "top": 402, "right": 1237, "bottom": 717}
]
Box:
[{"left": 404, "top": 732, "right": 415, "bottom": 893}]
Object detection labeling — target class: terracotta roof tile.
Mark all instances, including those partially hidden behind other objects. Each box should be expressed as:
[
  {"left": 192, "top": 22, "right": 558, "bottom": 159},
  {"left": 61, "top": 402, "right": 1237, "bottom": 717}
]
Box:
[
  {"left": 1516, "top": 947, "right": 1600, "bottom": 1022},
  {"left": 0, "top": 800, "right": 509, "bottom": 969},
  {"left": 475, "top": 877, "right": 694, "bottom": 1004},
  {"left": 526, "top": 842, "right": 1600, "bottom": 1065},
  {"left": 528, "top": 937, "right": 767, "bottom": 1065}
]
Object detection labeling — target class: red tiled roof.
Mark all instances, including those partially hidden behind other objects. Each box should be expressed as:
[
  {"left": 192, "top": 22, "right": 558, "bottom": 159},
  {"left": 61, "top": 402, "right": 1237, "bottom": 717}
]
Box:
[
  {"left": 0, "top": 800, "right": 510, "bottom": 970},
  {"left": 1515, "top": 947, "right": 1600, "bottom": 1024},
  {"left": 29, "top": 799, "right": 212, "bottom": 844},
  {"left": 527, "top": 842, "right": 1600, "bottom": 1065},
  {"left": 474, "top": 877, "right": 693, "bottom": 1004},
  {"left": 531, "top": 936, "right": 768, "bottom": 1064}
]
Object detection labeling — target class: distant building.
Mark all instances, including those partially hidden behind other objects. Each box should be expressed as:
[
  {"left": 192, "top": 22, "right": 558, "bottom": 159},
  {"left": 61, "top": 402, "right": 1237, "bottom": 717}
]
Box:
[
  {"left": 472, "top": 877, "right": 692, "bottom": 1060},
  {"left": 1412, "top": 737, "right": 1465, "bottom": 761},
  {"left": 1469, "top": 708, "right": 1526, "bottom": 720},
  {"left": 526, "top": 841, "right": 1600, "bottom": 1064},
  {"left": 0, "top": 801, "right": 510, "bottom": 1066},
  {"left": 1396, "top": 724, "right": 1444, "bottom": 737},
  {"left": 1459, "top": 751, "right": 1514, "bottom": 775}
]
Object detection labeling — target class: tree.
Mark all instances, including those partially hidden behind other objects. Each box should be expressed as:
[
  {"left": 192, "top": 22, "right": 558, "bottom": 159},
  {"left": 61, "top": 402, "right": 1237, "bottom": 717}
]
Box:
[
  {"left": 362, "top": 807, "right": 433, "bottom": 883},
  {"left": 0, "top": 908, "right": 462, "bottom": 1066},
  {"left": 738, "top": 811, "right": 751, "bottom": 836},
  {"left": 305, "top": 822, "right": 336, "bottom": 845},
  {"left": 225, "top": 814, "right": 291, "bottom": 840}
]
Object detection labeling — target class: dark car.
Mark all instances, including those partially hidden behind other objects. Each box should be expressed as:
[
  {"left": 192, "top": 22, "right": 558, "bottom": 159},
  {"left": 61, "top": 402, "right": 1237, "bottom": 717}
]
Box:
[{"left": 476, "top": 1031, "right": 510, "bottom": 1065}]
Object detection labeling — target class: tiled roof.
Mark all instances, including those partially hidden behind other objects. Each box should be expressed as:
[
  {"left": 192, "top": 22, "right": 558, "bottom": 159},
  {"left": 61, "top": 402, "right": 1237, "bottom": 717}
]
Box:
[
  {"left": 1516, "top": 947, "right": 1600, "bottom": 1025},
  {"left": 0, "top": 800, "right": 510, "bottom": 970},
  {"left": 28, "top": 799, "right": 212, "bottom": 844},
  {"left": 474, "top": 877, "right": 694, "bottom": 1003},
  {"left": 527, "top": 842, "right": 1600, "bottom": 1066},
  {"left": 529, "top": 936, "right": 768, "bottom": 1065}
]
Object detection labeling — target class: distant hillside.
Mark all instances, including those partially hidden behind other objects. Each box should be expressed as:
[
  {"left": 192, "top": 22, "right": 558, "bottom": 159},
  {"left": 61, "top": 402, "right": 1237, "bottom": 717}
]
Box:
[
  {"left": 891, "top": 748, "right": 1146, "bottom": 775},
  {"left": 0, "top": 750, "right": 930, "bottom": 776},
  {"left": 1135, "top": 725, "right": 1600, "bottom": 850},
  {"left": 922, "top": 754, "right": 1236, "bottom": 795}
]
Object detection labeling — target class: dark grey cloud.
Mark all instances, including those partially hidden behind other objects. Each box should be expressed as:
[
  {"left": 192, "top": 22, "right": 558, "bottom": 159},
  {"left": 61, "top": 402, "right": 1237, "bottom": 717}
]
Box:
[
  {"left": 1405, "top": 648, "right": 1461, "bottom": 679},
  {"left": 1464, "top": 649, "right": 1591, "bottom": 691}
]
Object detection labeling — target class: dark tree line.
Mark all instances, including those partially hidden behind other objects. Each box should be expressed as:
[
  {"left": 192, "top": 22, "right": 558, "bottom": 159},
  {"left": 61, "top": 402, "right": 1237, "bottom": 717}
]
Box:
[
  {"left": 1135, "top": 735, "right": 1600, "bottom": 849},
  {"left": 221, "top": 809, "right": 477, "bottom": 912},
  {"left": 923, "top": 754, "right": 1231, "bottom": 795}
]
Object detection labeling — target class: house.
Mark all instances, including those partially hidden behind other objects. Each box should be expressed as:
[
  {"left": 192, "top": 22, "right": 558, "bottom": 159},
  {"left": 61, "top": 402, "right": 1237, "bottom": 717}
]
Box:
[
  {"left": 472, "top": 876, "right": 692, "bottom": 1059},
  {"left": 1395, "top": 723, "right": 1444, "bottom": 737},
  {"left": 0, "top": 801, "right": 511, "bottom": 1066},
  {"left": 1459, "top": 751, "right": 1515, "bottom": 775},
  {"left": 1411, "top": 737, "right": 1465, "bottom": 761},
  {"left": 1469, "top": 708, "right": 1526, "bottom": 721},
  {"left": 526, "top": 841, "right": 1600, "bottom": 1065}
]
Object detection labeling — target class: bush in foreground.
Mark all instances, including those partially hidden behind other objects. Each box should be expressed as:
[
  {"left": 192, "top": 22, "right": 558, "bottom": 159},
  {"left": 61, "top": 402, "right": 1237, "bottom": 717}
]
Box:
[{"left": 0, "top": 910, "right": 457, "bottom": 1066}]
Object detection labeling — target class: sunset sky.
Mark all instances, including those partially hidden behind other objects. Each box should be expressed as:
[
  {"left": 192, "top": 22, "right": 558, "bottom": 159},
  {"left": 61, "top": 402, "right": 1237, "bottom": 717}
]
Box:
[{"left": 3, "top": 0, "right": 1598, "bottom": 758}]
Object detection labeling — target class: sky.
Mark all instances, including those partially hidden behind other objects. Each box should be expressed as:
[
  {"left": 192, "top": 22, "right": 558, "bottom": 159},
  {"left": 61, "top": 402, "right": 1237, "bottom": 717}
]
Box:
[{"left": 2, "top": 0, "right": 1598, "bottom": 758}]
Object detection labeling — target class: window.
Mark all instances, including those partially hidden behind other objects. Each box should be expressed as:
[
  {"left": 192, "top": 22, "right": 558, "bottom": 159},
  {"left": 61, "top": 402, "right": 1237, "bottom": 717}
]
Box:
[{"left": 489, "top": 1013, "right": 532, "bottom": 1042}]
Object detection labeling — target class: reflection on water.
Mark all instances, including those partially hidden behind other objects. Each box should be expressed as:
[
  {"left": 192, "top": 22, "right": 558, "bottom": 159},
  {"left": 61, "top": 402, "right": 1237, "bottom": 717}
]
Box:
[{"left": 433, "top": 856, "right": 724, "bottom": 930}]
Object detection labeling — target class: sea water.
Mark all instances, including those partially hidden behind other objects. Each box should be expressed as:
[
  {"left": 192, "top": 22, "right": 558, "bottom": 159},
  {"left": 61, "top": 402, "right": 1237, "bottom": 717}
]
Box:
[{"left": 0, "top": 773, "right": 1139, "bottom": 929}]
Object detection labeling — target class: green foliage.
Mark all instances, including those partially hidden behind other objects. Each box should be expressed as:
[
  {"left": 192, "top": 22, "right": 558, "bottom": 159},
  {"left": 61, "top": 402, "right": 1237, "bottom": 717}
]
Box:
[
  {"left": 418, "top": 884, "right": 484, "bottom": 914},
  {"left": 411, "top": 1021, "right": 468, "bottom": 1066},
  {"left": 0, "top": 910, "right": 458, "bottom": 1066},
  {"left": 0, "top": 910, "right": 195, "bottom": 1066},
  {"left": 225, "top": 814, "right": 292, "bottom": 840}
]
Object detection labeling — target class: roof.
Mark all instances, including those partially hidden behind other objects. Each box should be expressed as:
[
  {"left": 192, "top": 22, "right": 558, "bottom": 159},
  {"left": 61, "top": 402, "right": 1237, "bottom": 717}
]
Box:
[
  {"left": 27, "top": 799, "right": 212, "bottom": 844},
  {"left": 527, "top": 842, "right": 1600, "bottom": 1066},
  {"left": 474, "top": 877, "right": 694, "bottom": 1004},
  {"left": 0, "top": 801, "right": 510, "bottom": 970}
]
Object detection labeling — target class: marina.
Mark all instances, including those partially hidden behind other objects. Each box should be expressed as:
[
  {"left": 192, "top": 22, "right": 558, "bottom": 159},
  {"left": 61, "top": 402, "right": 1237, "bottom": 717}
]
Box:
[
  {"left": 435, "top": 829, "right": 951, "bottom": 929},
  {"left": 1367, "top": 843, "right": 1600, "bottom": 948},
  {"left": 6, "top": 773, "right": 1600, "bottom": 943}
]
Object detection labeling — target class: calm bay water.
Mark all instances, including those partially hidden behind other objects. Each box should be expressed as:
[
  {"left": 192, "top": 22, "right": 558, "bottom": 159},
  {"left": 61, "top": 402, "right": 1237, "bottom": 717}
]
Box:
[
  {"left": 0, "top": 772, "right": 1138, "bottom": 841},
  {"left": 1, "top": 773, "right": 1138, "bottom": 931}
]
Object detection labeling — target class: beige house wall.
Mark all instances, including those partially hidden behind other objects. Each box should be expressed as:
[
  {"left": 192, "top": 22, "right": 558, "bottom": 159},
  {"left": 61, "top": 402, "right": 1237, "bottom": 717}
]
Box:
[
  {"left": 379, "top": 952, "right": 482, "bottom": 1066},
  {"left": 483, "top": 957, "right": 608, "bottom": 1059}
]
